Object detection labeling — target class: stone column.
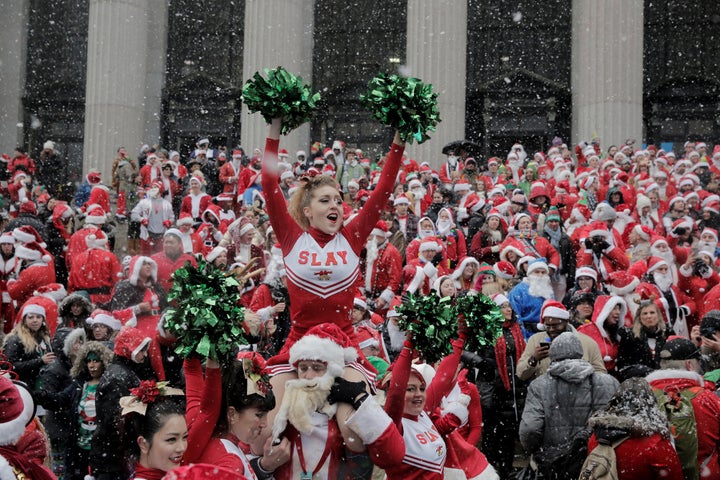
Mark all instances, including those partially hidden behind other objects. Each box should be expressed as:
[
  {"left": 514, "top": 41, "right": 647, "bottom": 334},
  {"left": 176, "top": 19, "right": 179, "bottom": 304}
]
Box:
[
  {"left": 405, "top": 0, "right": 467, "bottom": 167},
  {"left": 571, "top": 0, "right": 643, "bottom": 149},
  {"left": 83, "top": 0, "right": 150, "bottom": 182},
  {"left": 241, "top": 0, "right": 315, "bottom": 155},
  {"left": 143, "top": 1, "right": 168, "bottom": 146},
  {"left": 0, "top": 0, "right": 30, "bottom": 152}
]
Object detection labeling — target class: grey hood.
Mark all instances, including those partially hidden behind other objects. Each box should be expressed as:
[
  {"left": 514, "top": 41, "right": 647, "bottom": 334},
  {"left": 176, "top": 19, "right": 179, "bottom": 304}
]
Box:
[{"left": 547, "top": 358, "right": 595, "bottom": 383}]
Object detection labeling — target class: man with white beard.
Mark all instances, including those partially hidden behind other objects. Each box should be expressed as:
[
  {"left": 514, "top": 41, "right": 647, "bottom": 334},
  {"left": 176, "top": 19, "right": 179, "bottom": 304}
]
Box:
[
  {"left": 698, "top": 228, "right": 720, "bottom": 260},
  {"left": 649, "top": 237, "right": 678, "bottom": 284},
  {"left": 362, "top": 221, "right": 402, "bottom": 314},
  {"left": 508, "top": 258, "right": 556, "bottom": 338},
  {"left": 637, "top": 256, "right": 695, "bottom": 339}
]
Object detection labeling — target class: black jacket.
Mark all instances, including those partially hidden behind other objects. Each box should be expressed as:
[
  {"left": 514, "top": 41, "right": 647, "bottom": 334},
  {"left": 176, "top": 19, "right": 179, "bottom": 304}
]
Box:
[
  {"left": 110, "top": 280, "right": 168, "bottom": 313},
  {"left": 616, "top": 326, "right": 669, "bottom": 380},
  {"left": 3, "top": 333, "right": 47, "bottom": 387}
]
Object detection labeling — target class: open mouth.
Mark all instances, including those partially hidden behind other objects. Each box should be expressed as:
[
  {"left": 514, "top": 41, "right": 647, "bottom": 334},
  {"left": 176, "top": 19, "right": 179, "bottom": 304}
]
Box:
[
  {"left": 327, "top": 213, "right": 338, "bottom": 223},
  {"left": 170, "top": 456, "right": 183, "bottom": 464}
]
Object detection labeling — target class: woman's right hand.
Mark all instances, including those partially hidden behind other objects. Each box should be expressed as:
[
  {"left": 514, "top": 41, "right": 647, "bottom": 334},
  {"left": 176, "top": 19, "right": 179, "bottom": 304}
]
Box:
[
  {"left": 42, "top": 352, "right": 56, "bottom": 365},
  {"left": 261, "top": 436, "right": 291, "bottom": 472}
]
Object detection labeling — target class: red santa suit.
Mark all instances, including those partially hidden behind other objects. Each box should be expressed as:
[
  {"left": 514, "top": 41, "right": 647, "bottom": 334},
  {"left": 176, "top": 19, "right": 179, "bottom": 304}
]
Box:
[
  {"left": 65, "top": 207, "right": 106, "bottom": 270},
  {"left": 576, "top": 222, "right": 630, "bottom": 282},
  {"left": 151, "top": 245, "right": 197, "bottom": 294},
  {"left": 83, "top": 184, "right": 111, "bottom": 214},
  {"left": 219, "top": 156, "right": 243, "bottom": 194},
  {"left": 180, "top": 186, "right": 213, "bottom": 221},
  {"left": 577, "top": 295, "right": 626, "bottom": 372},
  {"left": 140, "top": 155, "right": 162, "bottom": 186},
  {"left": 678, "top": 260, "right": 720, "bottom": 319},
  {"left": 0, "top": 237, "right": 16, "bottom": 333},
  {"left": 68, "top": 231, "right": 121, "bottom": 306},
  {"left": 176, "top": 214, "right": 204, "bottom": 254},
  {"left": 362, "top": 226, "right": 402, "bottom": 309},
  {"left": 261, "top": 135, "right": 403, "bottom": 371},
  {"left": 7, "top": 243, "right": 55, "bottom": 315}
]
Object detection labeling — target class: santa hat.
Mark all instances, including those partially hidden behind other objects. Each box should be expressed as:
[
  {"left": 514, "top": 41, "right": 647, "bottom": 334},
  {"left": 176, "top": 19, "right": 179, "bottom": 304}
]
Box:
[
  {"left": 205, "top": 246, "right": 227, "bottom": 263},
  {"left": 582, "top": 175, "right": 597, "bottom": 190},
  {"left": 492, "top": 293, "right": 509, "bottom": 307},
  {"left": 646, "top": 256, "right": 668, "bottom": 274},
  {"left": 34, "top": 283, "right": 67, "bottom": 303},
  {"left": 0, "top": 232, "right": 14, "bottom": 245},
  {"left": 12, "top": 225, "right": 45, "bottom": 246},
  {"left": 632, "top": 224, "right": 653, "bottom": 241},
  {"left": 202, "top": 203, "right": 222, "bottom": 224},
  {"left": 18, "top": 198, "right": 37, "bottom": 215},
  {"left": 451, "top": 256, "right": 480, "bottom": 280},
  {"left": 370, "top": 220, "right": 390, "bottom": 239},
  {"left": 670, "top": 217, "right": 693, "bottom": 233},
  {"left": 419, "top": 236, "right": 441, "bottom": 253},
  {"left": 702, "top": 228, "right": 719, "bottom": 242},
  {"left": 87, "top": 171, "right": 102, "bottom": 184},
  {"left": 85, "top": 230, "right": 108, "bottom": 250},
  {"left": 499, "top": 242, "right": 525, "bottom": 263},
  {"left": 87, "top": 309, "right": 122, "bottom": 331},
  {"left": 280, "top": 170, "right": 295, "bottom": 182},
  {"left": 188, "top": 174, "right": 204, "bottom": 186},
  {"left": 19, "top": 303, "right": 46, "bottom": 319},
  {"left": 529, "top": 183, "right": 549, "bottom": 201},
  {"left": 408, "top": 179, "right": 423, "bottom": 189},
  {"left": 215, "top": 193, "right": 234, "bottom": 203},
  {"left": 511, "top": 212, "right": 531, "bottom": 230},
  {"left": 493, "top": 261, "right": 516, "bottom": 280},
  {"left": 289, "top": 323, "right": 358, "bottom": 378},
  {"left": 454, "top": 181, "right": 471, "bottom": 192},
  {"left": 587, "top": 221, "right": 612, "bottom": 241},
  {"left": 486, "top": 209, "right": 508, "bottom": 231},
  {"left": 15, "top": 242, "right": 52, "bottom": 263},
  {"left": 114, "top": 327, "right": 151, "bottom": 362},
  {"left": 541, "top": 299, "right": 570, "bottom": 320},
  {"left": 575, "top": 266, "right": 598, "bottom": 282},
  {"left": 85, "top": 204, "right": 107, "bottom": 225},
  {"left": 592, "top": 203, "right": 617, "bottom": 221},
  {"left": 127, "top": 256, "right": 158, "bottom": 286},
  {"left": 353, "top": 293, "right": 369, "bottom": 311},
  {"left": 0, "top": 376, "right": 35, "bottom": 446},
  {"left": 393, "top": 194, "right": 411, "bottom": 206},
  {"left": 177, "top": 212, "right": 194, "bottom": 226},
  {"left": 355, "top": 325, "right": 379, "bottom": 350},
  {"left": 526, "top": 257, "right": 549, "bottom": 275}
]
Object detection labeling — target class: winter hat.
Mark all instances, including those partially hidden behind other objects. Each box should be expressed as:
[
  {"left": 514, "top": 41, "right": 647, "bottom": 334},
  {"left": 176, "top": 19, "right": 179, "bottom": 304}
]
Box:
[
  {"left": 486, "top": 208, "right": 508, "bottom": 230},
  {"left": 87, "top": 171, "right": 102, "bottom": 184},
  {"left": 646, "top": 256, "right": 668, "bottom": 274},
  {"left": 43, "top": 140, "right": 55, "bottom": 150},
  {"left": 493, "top": 261, "right": 516, "bottom": 280},
  {"left": 545, "top": 207, "right": 561, "bottom": 223},
  {"left": 582, "top": 175, "right": 597, "bottom": 190},
  {"left": 492, "top": 293, "right": 509, "bottom": 307},
  {"left": 15, "top": 242, "right": 52, "bottom": 263},
  {"left": 355, "top": 325, "right": 379, "bottom": 350},
  {"left": 700, "top": 311, "right": 720, "bottom": 340},
  {"left": 393, "top": 194, "right": 411, "bottom": 206},
  {"left": 632, "top": 224, "right": 653, "bottom": 241},
  {"left": 451, "top": 256, "right": 480, "bottom": 280},
  {"left": 163, "top": 228, "right": 183, "bottom": 241},
  {"left": 34, "top": 283, "right": 67, "bottom": 303},
  {"left": 85, "top": 230, "right": 108, "bottom": 249},
  {"left": 18, "top": 198, "right": 37, "bottom": 215},
  {"left": 541, "top": 299, "right": 569, "bottom": 321},
  {"left": 701, "top": 228, "right": 719, "bottom": 242},
  {"left": 660, "top": 338, "right": 700, "bottom": 361},
  {"left": 127, "top": 256, "right": 158, "bottom": 286},
  {"left": 511, "top": 212, "right": 532, "bottom": 230},
  {"left": 575, "top": 266, "right": 598, "bottom": 282},
  {"left": 370, "top": 220, "right": 390, "bottom": 239},
  {"left": 87, "top": 309, "right": 122, "bottom": 331},
  {"left": 593, "top": 203, "right": 617, "bottom": 221},
  {"left": 177, "top": 212, "right": 194, "bottom": 226},
  {"left": 20, "top": 303, "right": 46, "bottom": 319},
  {"left": 288, "top": 323, "right": 358, "bottom": 378},
  {"left": 85, "top": 204, "right": 107, "bottom": 225},
  {"left": 12, "top": 225, "right": 45, "bottom": 246},
  {"left": 0, "top": 233, "right": 14, "bottom": 245},
  {"left": 549, "top": 332, "right": 583, "bottom": 361},
  {"left": 419, "top": 236, "right": 441, "bottom": 253},
  {"left": 587, "top": 221, "right": 612, "bottom": 241},
  {"left": 0, "top": 376, "right": 35, "bottom": 446},
  {"left": 353, "top": 293, "right": 369, "bottom": 311},
  {"left": 510, "top": 192, "right": 527, "bottom": 206},
  {"left": 205, "top": 246, "right": 227, "bottom": 263},
  {"left": 114, "top": 327, "right": 151, "bottom": 362},
  {"left": 526, "top": 257, "right": 549, "bottom": 276}
]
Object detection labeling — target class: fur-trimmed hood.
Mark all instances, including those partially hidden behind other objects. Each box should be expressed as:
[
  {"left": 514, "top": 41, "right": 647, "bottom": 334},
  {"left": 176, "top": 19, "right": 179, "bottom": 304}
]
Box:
[
  {"left": 58, "top": 292, "right": 93, "bottom": 319},
  {"left": 70, "top": 340, "right": 114, "bottom": 377}
]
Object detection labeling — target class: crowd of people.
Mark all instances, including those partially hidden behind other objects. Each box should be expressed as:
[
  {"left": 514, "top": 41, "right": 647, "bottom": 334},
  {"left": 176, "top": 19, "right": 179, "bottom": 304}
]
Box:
[{"left": 2, "top": 125, "right": 720, "bottom": 480}]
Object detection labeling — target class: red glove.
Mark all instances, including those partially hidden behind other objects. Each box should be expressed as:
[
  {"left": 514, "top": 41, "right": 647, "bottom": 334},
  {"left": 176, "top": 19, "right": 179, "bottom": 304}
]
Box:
[
  {"left": 163, "top": 220, "right": 172, "bottom": 228},
  {"left": 141, "top": 218, "right": 149, "bottom": 226}
]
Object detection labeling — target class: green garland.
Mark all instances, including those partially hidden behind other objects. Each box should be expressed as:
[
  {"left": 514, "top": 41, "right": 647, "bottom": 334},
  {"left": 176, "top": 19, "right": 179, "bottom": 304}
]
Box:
[
  {"left": 360, "top": 73, "right": 441, "bottom": 144},
  {"left": 163, "top": 261, "right": 247, "bottom": 365},
  {"left": 454, "top": 294, "right": 505, "bottom": 353},
  {"left": 395, "top": 292, "right": 455, "bottom": 364},
  {"left": 242, "top": 66, "right": 321, "bottom": 135}
]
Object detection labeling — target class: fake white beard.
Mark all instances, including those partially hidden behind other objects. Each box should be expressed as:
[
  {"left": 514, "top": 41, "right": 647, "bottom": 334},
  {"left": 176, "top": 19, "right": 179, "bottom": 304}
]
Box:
[
  {"left": 525, "top": 275, "right": 554, "bottom": 299},
  {"left": 436, "top": 219, "right": 453, "bottom": 236},
  {"left": 387, "top": 319, "right": 407, "bottom": 351},
  {"left": 411, "top": 187, "right": 426, "bottom": 199},
  {"left": 365, "top": 238, "right": 379, "bottom": 292},
  {"left": 489, "top": 229, "right": 502, "bottom": 242},
  {"left": 418, "top": 229, "right": 435, "bottom": 239},
  {"left": 148, "top": 188, "right": 160, "bottom": 199},
  {"left": 272, "top": 374, "right": 336, "bottom": 440},
  {"left": 447, "top": 156, "right": 458, "bottom": 167},
  {"left": 698, "top": 240, "right": 718, "bottom": 252},
  {"left": 650, "top": 247, "right": 675, "bottom": 266},
  {"left": 653, "top": 271, "right": 674, "bottom": 292}
]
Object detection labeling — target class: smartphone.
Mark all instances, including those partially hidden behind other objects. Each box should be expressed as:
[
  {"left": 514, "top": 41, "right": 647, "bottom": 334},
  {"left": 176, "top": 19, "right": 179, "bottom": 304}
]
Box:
[{"left": 539, "top": 342, "right": 551, "bottom": 349}]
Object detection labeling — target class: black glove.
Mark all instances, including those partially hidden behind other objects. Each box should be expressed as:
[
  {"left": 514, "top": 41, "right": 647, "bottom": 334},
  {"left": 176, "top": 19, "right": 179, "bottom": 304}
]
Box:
[
  {"left": 328, "top": 377, "right": 368, "bottom": 408},
  {"left": 401, "top": 292, "right": 413, "bottom": 305},
  {"left": 431, "top": 252, "right": 443, "bottom": 267},
  {"left": 673, "top": 226, "right": 687, "bottom": 236},
  {"left": 584, "top": 238, "right": 594, "bottom": 250},
  {"left": 596, "top": 239, "right": 610, "bottom": 251},
  {"left": 592, "top": 243, "right": 605, "bottom": 256},
  {"left": 694, "top": 258, "right": 710, "bottom": 277}
]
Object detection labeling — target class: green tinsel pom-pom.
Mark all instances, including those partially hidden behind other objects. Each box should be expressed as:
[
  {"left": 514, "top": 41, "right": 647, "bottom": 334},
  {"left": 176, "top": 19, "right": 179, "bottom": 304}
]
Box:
[
  {"left": 242, "top": 66, "right": 321, "bottom": 135},
  {"left": 360, "top": 73, "right": 441, "bottom": 144},
  {"left": 163, "top": 261, "right": 248, "bottom": 365},
  {"left": 454, "top": 294, "right": 505, "bottom": 352},
  {"left": 395, "top": 292, "right": 456, "bottom": 364}
]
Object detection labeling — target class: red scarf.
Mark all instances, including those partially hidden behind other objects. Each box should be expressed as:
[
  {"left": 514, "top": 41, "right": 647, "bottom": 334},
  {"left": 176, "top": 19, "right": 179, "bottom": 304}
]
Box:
[
  {"left": 494, "top": 322, "right": 526, "bottom": 391},
  {"left": 0, "top": 445, "right": 56, "bottom": 480},
  {"left": 133, "top": 464, "right": 167, "bottom": 480}
]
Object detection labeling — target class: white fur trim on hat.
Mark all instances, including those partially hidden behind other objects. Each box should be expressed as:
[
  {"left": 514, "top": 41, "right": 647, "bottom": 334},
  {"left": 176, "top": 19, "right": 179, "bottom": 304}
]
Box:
[
  {"left": 205, "top": 246, "right": 227, "bottom": 263},
  {"left": 289, "top": 334, "right": 358, "bottom": 378},
  {"left": 0, "top": 381, "right": 35, "bottom": 446},
  {"left": 239, "top": 223, "right": 255, "bottom": 236},
  {"left": 542, "top": 305, "right": 569, "bottom": 320},
  {"left": 595, "top": 297, "right": 627, "bottom": 339},
  {"left": 526, "top": 259, "right": 549, "bottom": 275},
  {"left": 12, "top": 228, "right": 36, "bottom": 244},
  {"left": 20, "top": 303, "right": 46, "bottom": 319},
  {"left": 393, "top": 196, "right": 410, "bottom": 206},
  {"left": 493, "top": 294, "right": 509, "bottom": 307},
  {"left": 88, "top": 313, "right": 122, "bottom": 331},
  {"left": 419, "top": 239, "right": 441, "bottom": 252},
  {"left": 132, "top": 337, "right": 151, "bottom": 362},
  {"left": 575, "top": 267, "right": 598, "bottom": 281}
]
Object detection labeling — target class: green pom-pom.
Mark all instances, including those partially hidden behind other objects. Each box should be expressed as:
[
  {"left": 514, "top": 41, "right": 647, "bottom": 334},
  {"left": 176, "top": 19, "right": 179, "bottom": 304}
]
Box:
[
  {"left": 242, "top": 66, "right": 321, "bottom": 135},
  {"left": 395, "top": 292, "right": 456, "bottom": 364},
  {"left": 163, "top": 260, "right": 248, "bottom": 365},
  {"left": 360, "top": 73, "right": 441, "bottom": 144},
  {"left": 454, "top": 294, "right": 505, "bottom": 352}
]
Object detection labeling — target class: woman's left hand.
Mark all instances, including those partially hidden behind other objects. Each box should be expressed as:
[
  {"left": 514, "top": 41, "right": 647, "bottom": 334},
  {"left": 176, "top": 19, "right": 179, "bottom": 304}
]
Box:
[{"left": 260, "top": 436, "right": 291, "bottom": 471}]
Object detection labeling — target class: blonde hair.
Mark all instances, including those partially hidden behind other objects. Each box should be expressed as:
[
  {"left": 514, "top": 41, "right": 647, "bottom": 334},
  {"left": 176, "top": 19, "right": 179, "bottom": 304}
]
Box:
[
  {"left": 4, "top": 319, "right": 50, "bottom": 354},
  {"left": 632, "top": 302, "right": 666, "bottom": 339},
  {"left": 288, "top": 176, "right": 340, "bottom": 230}
]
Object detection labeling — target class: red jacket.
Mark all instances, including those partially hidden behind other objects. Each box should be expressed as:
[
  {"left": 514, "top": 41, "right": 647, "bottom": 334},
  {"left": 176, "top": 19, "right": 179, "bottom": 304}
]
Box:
[
  {"left": 151, "top": 252, "right": 197, "bottom": 294},
  {"left": 361, "top": 241, "right": 403, "bottom": 302},
  {"left": 68, "top": 248, "right": 122, "bottom": 305},
  {"left": 8, "top": 261, "right": 56, "bottom": 310},
  {"left": 587, "top": 433, "right": 682, "bottom": 480},
  {"left": 66, "top": 226, "right": 102, "bottom": 270}
]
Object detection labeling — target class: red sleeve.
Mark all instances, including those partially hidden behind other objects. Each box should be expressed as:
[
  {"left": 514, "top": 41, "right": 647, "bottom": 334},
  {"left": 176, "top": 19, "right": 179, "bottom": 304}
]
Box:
[
  {"left": 604, "top": 245, "right": 630, "bottom": 270},
  {"left": 456, "top": 231, "right": 467, "bottom": 260},
  {"left": 184, "top": 358, "right": 223, "bottom": 465},
  {"left": 385, "top": 346, "right": 412, "bottom": 428},
  {"left": 180, "top": 197, "right": 191, "bottom": 216},
  {"left": 458, "top": 371, "right": 482, "bottom": 446},
  {"left": 261, "top": 138, "right": 302, "bottom": 253},
  {"left": 365, "top": 423, "right": 407, "bottom": 469},
  {"left": 388, "top": 248, "right": 403, "bottom": 293},
  {"left": 345, "top": 142, "right": 405, "bottom": 251},
  {"left": 249, "top": 284, "right": 273, "bottom": 312},
  {"left": 426, "top": 338, "right": 464, "bottom": 411},
  {"left": 432, "top": 411, "right": 463, "bottom": 436}
]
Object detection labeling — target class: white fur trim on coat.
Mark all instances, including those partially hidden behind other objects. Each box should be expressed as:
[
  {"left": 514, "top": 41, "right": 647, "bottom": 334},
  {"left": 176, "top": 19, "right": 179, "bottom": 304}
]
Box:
[{"left": 344, "top": 395, "right": 393, "bottom": 444}]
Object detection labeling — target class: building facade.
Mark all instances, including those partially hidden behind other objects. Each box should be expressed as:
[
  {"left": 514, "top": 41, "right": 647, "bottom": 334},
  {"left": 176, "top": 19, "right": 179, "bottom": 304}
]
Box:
[{"left": 0, "top": 0, "right": 718, "bottom": 183}]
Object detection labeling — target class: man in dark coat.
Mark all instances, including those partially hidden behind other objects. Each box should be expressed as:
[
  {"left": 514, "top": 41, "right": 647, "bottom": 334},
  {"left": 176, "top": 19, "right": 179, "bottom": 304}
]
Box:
[{"left": 36, "top": 140, "right": 72, "bottom": 201}]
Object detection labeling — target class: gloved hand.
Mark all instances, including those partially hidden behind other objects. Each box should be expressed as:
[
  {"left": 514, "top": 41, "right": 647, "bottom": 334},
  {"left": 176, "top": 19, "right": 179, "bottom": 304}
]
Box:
[
  {"left": 431, "top": 252, "right": 443, "bottom": 267},
  {"left": 141, "top": 218, "right": 149, "bottom": 226},
  {"left": 328, "top": 377, "right": 368, "bottom": 408},
  {"left": 672, "top": 226, "right": 687, "bottom": 236},
  {"left": 694, "top": 258, "right": 710, "bottom": 277},
  {"left": 163, "top": 219, "right": 172, "bottom": 228},
  {"left": 596, "top": 239, "right": 610, "bottom": 251},
  {"left": 584, "top": 238, "right": 594, "bottom": 250}
]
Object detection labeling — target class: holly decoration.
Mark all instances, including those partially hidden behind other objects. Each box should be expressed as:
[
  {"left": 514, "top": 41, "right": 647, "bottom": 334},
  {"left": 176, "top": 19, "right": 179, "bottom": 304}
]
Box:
[
  {"left": 163, "top": 260, "right": 247, "bottom": 365},
  {"left": 360, "top": 72, "right": 441, "bottom": 144},
  {"left": 454, "top": 294, "right": 505, "bottom": 353},
  {"left": 242, "top": 66, "right": 321, "bottom": 135},
  {"left": 395, "top": 292, "right": 455, "bottom": 364}
]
